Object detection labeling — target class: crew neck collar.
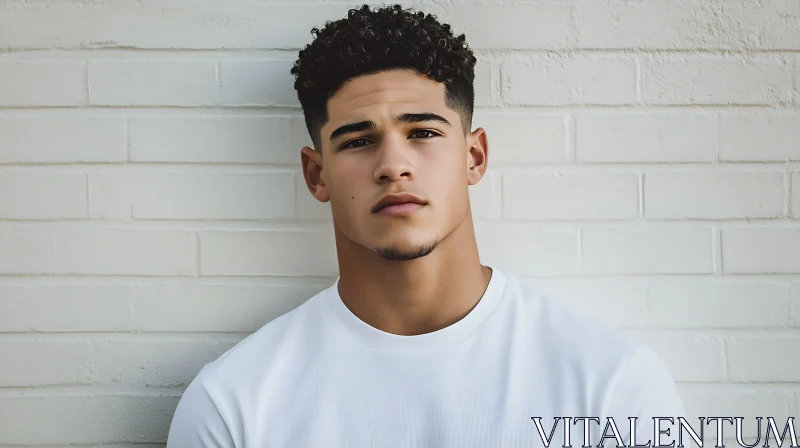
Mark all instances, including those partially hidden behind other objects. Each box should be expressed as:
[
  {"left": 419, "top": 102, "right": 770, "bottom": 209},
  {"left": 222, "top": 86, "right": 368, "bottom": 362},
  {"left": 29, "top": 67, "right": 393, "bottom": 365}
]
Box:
[{"left": 325, "top": 266, "right": 508, "bottom": 354}]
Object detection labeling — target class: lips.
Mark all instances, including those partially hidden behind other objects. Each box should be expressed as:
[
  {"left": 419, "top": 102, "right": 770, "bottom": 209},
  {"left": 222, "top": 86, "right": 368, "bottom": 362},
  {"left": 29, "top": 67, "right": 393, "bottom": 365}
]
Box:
[{"left": 372, "top": 192, "right": 427, "bottom": 213}]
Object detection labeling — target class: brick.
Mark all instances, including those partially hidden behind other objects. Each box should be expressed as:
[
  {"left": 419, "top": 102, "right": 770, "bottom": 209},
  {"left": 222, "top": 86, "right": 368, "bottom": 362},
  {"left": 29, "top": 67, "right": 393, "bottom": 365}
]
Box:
[
  {"left": 0, "top": 395, "right": 176, "bottom": 444},
  {"left": 469, "top": 170, "right": 502, "bottom": 220},
  {"left": 471, "top": 112, "right": 567, "bottom": 163},
  {"left": 720, "top": 113, "right": 800, "bottom": 162},
  {"left": 0, "top": 117, "right": 126, "bottom": 163},
  {"left": 437, "top": 4, "right": 575, "bottom": 49},
  {"left": 0, "top": 285, "right": 131, "bottom": 332},
  {"left": 295, "top": 170, "right": 332, "bottom": 220},
  {"left": 0, "top": 229, "right": 56, "bottom": 274},
  {"left": 678, "top": 385, "right": 796, "bottom": 431},
  {"left": 532, "top": 278, "right": 649, "bottom": 328},
  {"left": 582, "top": 226, "right": 713, "bottom": 275},
  {"left": 791, "top": 284, "right": 800, "bottom": 327},
  {"left": 648, "top": 281, "right": 791, "bottom": 328},
  {"left": 57, "top": 228, "right": 197, "bottom": 275},
  {"left": 91, "top": 338, "right": 240, "bottom": 387},
  {"left": 0, "top": 3, "right": 344, "bottom": 50},
  {"left": 575, "top": 112, "right": 717, "bottom": 163},
  {"left": 0, "top": 339, "right": 92, "bottom": 386},
  {"left": 644, "top": 170, "right": 785, "bottom": 219},
  {"left": 474, "top": 222, "right": 580, "bottom": 276},
  {"left": 89, "top": 61, "right": 217, "bottom": 106},
  {"left": 220, "top": 60, "right": 297, "bottom": 106},
  {"left": 576, "top": 0, "right": 800, "bottom": 50},
  {"left": 722, "top": 227, "right": 800, "bottom": 274},
  {"left": 0, "top": 172, "right": 87, "bottom": 219},
  {"left": 199, "top": 230, "right": 338, "bottom": 276},
  {"left": 73, "top": 445, "right": 165, "bottom": 448},
  {"left": 503, "top": 171, "right": 638, "bottom": 220},
  {"left": 0, "top": 61, "right": 84, "bottom": 106},
  {"left": 642, "top": 55, "right": 792, "bottom": 105},
  {"left": 473, "top": 60, "right": 497, "bottom": 107},
  {"left": 727, "top": 337, "right": 800, "bottom": 381},
  {"left": 89, "top": 171, "right": 294, "bottom": 220},
  {"left": 502, "top": 56, "right": 636, "bottom": 106},
  {"left": 764, "top": 0, "right": 800, "bottom": 50},
  {"left": 133, "top": 283, "right": 323, "bottom": 332},
  {"left": 793, "top": 173, "right": 800, "bottom": 218},
  {"left": 129, "top": 116, "right": 297, "bottom": 164},
  {"left": 0, "top": 228, "right": 195, "bottom": 275},
  {"left": 628, "top": 331, "right": 725, "bottom": 382},
  {"left": 795, "top": 56, "right": 800, "bottom": 104}
]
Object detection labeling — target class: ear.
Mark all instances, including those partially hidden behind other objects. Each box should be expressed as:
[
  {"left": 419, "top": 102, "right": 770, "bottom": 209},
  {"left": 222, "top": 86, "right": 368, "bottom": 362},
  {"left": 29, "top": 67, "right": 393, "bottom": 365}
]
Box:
[
  {"left": 300, "top": 146, "right": 330, "bottom": 203},
  {"left": 466, "top": 127, "right": 489, "bottom": 186}
]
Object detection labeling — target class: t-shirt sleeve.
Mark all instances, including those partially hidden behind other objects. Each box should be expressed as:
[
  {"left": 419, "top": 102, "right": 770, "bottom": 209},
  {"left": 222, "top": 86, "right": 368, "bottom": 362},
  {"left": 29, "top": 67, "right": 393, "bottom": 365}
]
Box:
[
  {"left": 600, "top": 345, "right": 687, "bottom": 448},
  {"left": 166, "top": 367, "right": 236, "bottom": 448}
]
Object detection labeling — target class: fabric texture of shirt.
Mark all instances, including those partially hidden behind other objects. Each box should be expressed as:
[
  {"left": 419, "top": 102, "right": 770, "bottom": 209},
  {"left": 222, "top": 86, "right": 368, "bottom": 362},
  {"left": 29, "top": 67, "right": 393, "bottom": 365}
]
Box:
[{"left": 166, "top": 266, "right": 686, "bottom": 447}]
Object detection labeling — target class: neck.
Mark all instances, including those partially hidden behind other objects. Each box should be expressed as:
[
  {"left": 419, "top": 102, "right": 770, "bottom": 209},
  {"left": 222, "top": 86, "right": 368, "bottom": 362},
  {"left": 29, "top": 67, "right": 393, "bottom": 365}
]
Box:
[{"left": 334, "top": 206, "right": 493, "bottom": 336}]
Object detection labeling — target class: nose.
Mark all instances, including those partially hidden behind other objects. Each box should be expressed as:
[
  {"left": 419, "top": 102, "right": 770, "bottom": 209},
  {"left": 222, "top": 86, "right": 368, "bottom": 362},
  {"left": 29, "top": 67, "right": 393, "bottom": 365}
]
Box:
[{"left": 373, "top": 134, "right": 415, "bottom": 183}]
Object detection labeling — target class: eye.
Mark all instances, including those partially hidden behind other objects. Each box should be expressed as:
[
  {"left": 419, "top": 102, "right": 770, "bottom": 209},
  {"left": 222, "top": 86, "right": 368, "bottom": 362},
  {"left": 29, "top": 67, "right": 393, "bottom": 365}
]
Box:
[
  {"left": 409, "top": 129, "right": 440, "bottom": 139},
  {"left": 341, "top": 138, "right": 371, "bottom": 149}
]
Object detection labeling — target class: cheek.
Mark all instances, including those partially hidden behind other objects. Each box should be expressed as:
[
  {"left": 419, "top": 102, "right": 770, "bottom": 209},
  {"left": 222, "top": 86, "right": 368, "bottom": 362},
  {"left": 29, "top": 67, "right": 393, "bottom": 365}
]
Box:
[
  {"left": 422, "top": 150, "right": 470, "bottom": 214},
  {"left": 330, "top": 160, "right": 371, "bottom": 210},
  {"left": 428, "top": 146, "right": 468, "bottom": 183}
]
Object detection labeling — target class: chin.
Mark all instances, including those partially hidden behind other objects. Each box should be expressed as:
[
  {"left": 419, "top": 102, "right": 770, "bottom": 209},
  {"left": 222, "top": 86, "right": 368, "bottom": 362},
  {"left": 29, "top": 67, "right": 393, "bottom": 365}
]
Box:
[{"left": 373, "top": 237, "right": 440, "bottom": 261}]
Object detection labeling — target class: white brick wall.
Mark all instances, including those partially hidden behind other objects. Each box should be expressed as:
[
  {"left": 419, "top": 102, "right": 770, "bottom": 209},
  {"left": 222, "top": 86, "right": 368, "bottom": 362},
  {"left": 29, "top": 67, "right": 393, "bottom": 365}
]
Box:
[
  {"left": 0, "top": 0, "right": 798, "bottom": 444},
  {"left": 0, "top": 61, "right": 86, "bottom": 106}
]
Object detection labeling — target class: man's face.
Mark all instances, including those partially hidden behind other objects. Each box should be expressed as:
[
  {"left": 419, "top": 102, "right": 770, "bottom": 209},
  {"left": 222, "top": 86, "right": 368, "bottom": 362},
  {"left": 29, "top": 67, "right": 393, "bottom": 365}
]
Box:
[{"left": 302, "top": 69, "right": 484, "bottom": 261}]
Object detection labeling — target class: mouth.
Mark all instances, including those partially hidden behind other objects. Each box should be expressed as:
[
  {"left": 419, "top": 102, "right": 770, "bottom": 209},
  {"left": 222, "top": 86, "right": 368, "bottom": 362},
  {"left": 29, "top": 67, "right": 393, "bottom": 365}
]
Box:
[
  {"left": 375, "top": 202, "right": 425, "bottom": 216},
  {"left": 372, "top": 192, "right": 428, "bottom": 215}
]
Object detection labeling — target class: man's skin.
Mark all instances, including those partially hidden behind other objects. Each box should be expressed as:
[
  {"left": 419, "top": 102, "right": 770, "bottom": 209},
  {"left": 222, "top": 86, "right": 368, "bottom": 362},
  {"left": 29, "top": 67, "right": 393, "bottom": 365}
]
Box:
[{"left": 300, "top": 68, "right": 493, "bottom": 337}]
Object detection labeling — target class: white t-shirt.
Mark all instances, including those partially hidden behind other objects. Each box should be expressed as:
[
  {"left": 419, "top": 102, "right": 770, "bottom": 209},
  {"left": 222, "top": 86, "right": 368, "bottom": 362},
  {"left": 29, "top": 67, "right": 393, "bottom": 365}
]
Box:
[{"left": 167, "top": 267, "right": 685, "bottom": 447}]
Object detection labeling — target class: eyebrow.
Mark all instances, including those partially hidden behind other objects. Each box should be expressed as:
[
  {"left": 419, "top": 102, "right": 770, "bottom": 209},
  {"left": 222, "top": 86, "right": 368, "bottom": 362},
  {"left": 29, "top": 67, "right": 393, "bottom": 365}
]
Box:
[
  {"left": 328, "top": 112, "right": 451, "bottom": 142},
  {"left": 397, "top": 113, "right": 451, "bottom": 126},
  {"left": 329, "top": 120, "right": 375, "bottom": 142}
]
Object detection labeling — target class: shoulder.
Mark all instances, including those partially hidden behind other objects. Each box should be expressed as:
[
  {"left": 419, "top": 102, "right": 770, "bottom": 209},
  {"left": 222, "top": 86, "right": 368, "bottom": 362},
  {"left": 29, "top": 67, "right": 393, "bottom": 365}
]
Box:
[
  {"left": 168, "top": 286, "right": 332, "bottom": 445},
  {"left": 502, "top": 272, "right": 684, "bottom": 415},
  {"left": 197, "top": 286, "right": 330, "bottom": 392},
  {"left": 503, "top": 272, "right": 641, "bottom": 359}
]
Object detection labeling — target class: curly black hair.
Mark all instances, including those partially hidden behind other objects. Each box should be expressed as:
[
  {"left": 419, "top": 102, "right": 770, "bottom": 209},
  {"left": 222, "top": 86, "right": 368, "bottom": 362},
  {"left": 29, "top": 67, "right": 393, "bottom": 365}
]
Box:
[{"left": 291, "top": 4, "right": 477, "bottom": 151}]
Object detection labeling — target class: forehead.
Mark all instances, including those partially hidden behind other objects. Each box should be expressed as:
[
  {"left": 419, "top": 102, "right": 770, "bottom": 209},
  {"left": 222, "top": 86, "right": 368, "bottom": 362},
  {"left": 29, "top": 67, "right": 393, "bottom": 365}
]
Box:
[{"left": 323, "top": 69, "right": 452, "bottom": 130}]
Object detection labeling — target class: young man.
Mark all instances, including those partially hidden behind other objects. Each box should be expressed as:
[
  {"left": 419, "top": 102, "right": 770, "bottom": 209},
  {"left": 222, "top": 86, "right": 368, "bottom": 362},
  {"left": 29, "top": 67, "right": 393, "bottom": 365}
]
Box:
[{"left": 167, "top": 4, "right": 685, "bottom": 447}]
